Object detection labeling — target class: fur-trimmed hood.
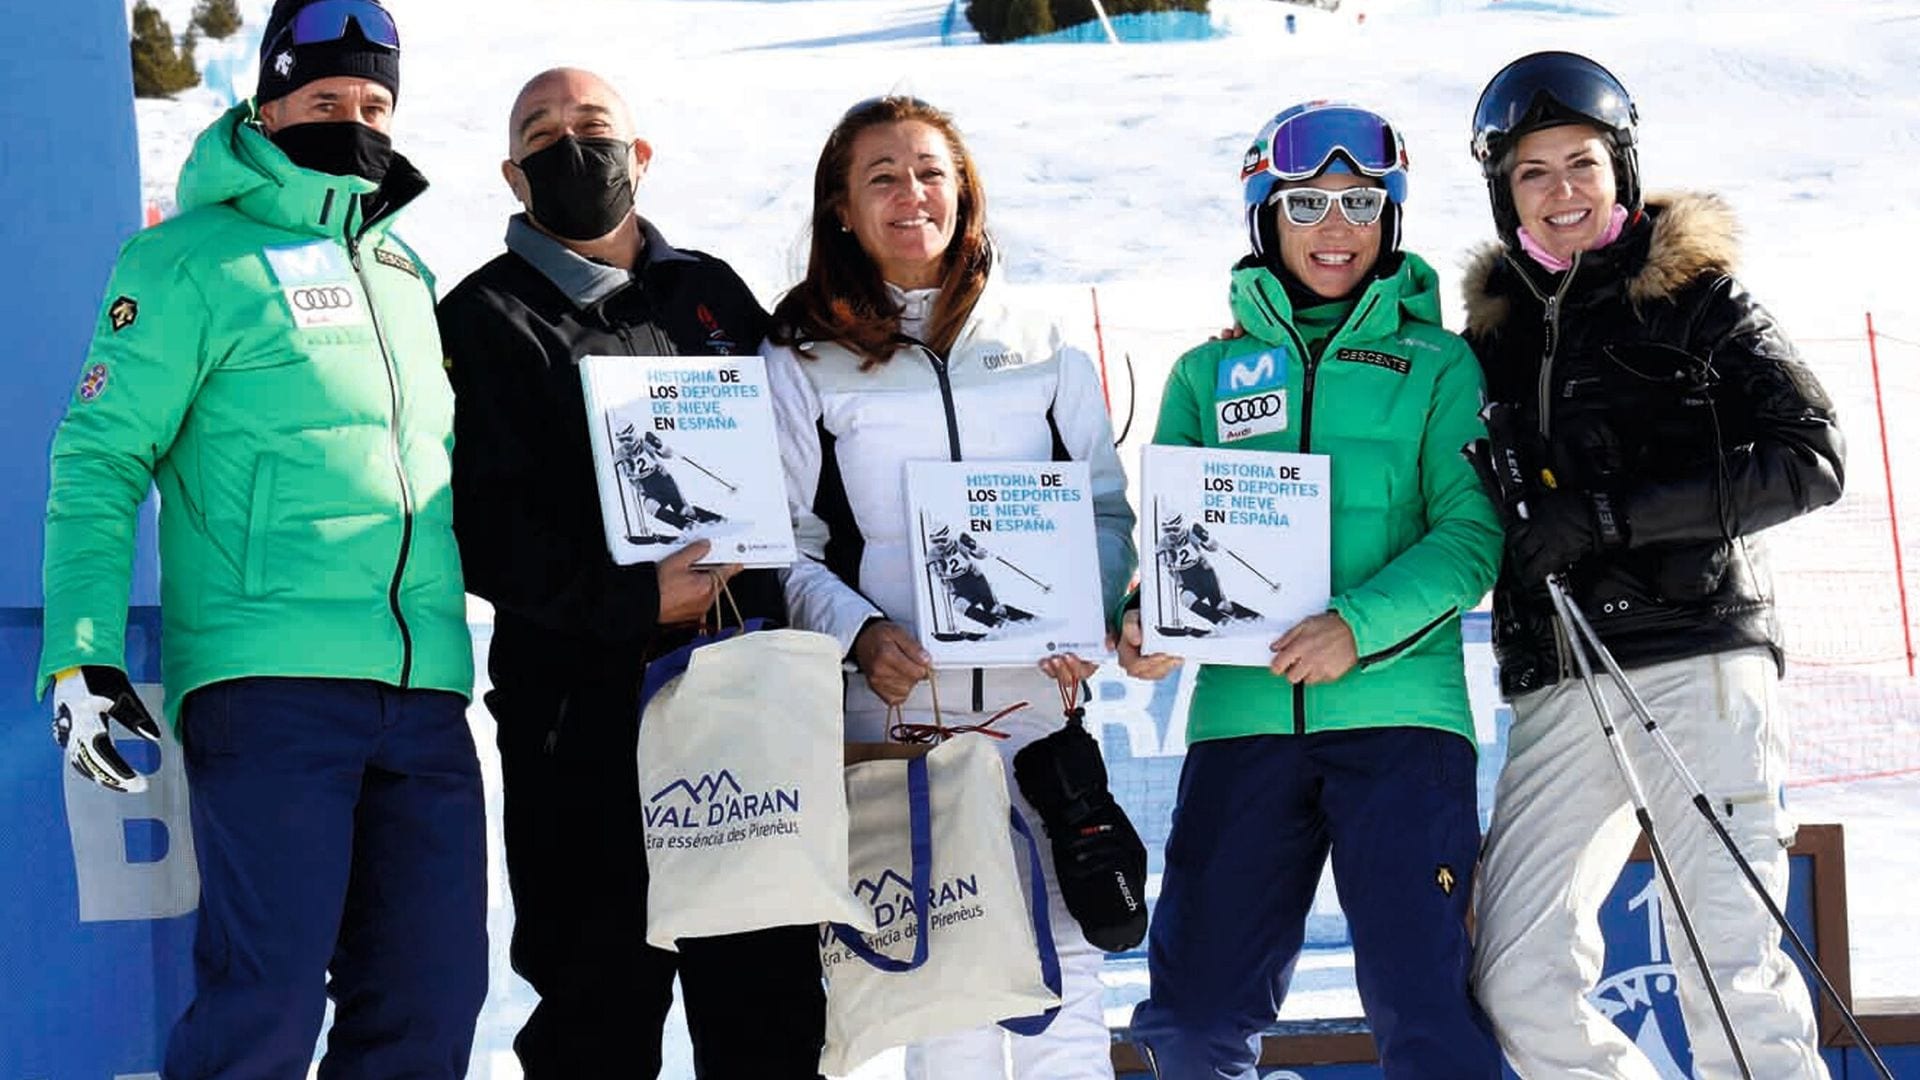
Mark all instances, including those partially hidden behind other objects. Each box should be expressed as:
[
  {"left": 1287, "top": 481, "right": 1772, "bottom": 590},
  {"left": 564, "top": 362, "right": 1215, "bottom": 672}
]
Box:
[{"left": 1461, "top": 191, "right": 1742, "bottom": 339}]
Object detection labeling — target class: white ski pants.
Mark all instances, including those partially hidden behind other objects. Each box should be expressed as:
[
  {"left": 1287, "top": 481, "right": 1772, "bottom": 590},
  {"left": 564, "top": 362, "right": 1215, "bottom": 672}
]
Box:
[
  {"left": 1472, "top": 647, "right": 1828, "bottom": 1079},
  {"left": 847, "top": 671, "right": 1116, "bottom": 1080}
]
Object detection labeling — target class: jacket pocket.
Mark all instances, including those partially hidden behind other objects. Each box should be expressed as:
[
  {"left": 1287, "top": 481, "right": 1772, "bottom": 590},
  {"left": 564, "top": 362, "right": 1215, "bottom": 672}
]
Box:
[
  {"left": 1652, "top": 542, "right": 1731, "bottom": 603},
  {"left": 243, "top": 454, "right": 278, "bottom": 596}
]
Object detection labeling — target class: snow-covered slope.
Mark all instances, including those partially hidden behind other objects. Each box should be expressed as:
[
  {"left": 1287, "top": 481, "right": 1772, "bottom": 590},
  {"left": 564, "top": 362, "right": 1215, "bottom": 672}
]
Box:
[{"left": 135, "top": 0, "right": 1920, "bottom": 337}]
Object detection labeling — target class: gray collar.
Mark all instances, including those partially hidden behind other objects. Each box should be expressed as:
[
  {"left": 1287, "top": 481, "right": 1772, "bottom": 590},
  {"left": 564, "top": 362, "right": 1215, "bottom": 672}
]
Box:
[{"left": 505, "top": 213, "right": 696, "bottom": 308}]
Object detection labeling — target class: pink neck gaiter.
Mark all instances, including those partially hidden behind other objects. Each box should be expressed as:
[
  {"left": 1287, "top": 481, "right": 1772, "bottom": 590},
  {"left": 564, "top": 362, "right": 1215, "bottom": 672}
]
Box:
[{"left": 1518, "top": 203, "right": 1630, "bottom": 272}]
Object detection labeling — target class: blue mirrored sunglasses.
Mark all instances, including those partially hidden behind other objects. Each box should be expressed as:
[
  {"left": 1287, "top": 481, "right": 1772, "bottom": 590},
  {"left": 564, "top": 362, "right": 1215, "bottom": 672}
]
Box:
[
  {"left": 1266, "top": 106, "right": 1401, "bottom": 179},
  {"left": 272, "top": 0, "right": 399, "bottom": 53}
]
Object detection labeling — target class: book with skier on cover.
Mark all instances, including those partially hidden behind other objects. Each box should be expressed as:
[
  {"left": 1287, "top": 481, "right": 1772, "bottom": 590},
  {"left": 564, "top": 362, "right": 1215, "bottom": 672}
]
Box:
[
  {"left": 580, "top": 355, "right": 795, "bottom": 568},
  {"left": 902, "top": 460, "right": 1108, "bottom": 667},
  {"left": 1138, "top": 444, "right": 1331, "bottom": 667}
]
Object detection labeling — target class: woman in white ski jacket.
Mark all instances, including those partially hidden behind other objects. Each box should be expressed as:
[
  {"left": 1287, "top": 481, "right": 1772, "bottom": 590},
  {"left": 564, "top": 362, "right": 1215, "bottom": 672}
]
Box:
[{"left": 763, "top": 94, "right": 1135, "bottom": 1080}]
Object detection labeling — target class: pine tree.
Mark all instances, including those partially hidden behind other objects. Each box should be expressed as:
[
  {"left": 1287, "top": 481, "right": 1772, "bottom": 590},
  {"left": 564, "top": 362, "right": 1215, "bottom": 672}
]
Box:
[
  {"left": 130, "top": 1, "right": 200, "bottom": 98},
  {"left": 179, "top": 26, "right": 202, "bottom": 87},
  {"left": 969, "top": 0, "right": 1057, "bottom": 41},
  {"left": 1002, "top": 0, "right": 1055, "bottom": 38},
  {"left": 192, "top": 0, "right": 244, "bottom": 40}
]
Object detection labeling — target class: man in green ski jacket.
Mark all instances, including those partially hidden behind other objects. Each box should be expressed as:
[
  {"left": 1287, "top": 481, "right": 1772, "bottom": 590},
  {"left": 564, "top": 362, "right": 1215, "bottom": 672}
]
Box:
[
  {"left": 37, "top": 2, "right": 483, "bottom": 1076},
  {"left": 1120, "top": 103, "right": 1504, "bottom": 1078}
]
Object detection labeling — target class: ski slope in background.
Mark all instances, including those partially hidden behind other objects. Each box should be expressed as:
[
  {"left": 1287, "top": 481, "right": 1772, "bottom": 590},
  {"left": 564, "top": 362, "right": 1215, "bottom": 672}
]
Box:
[{"left": 125, "top": 1, "right": 1920, "bottom": 1075}]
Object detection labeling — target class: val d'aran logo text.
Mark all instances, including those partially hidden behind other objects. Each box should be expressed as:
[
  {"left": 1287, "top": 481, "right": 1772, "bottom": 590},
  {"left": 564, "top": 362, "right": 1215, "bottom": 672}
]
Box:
[
  {"left": 859, "top": 867, "right": 986, "bottom": 929},
  {"left": 1588, "top": 876, "right": 1690, "bottom": 1077},
  {"left": 642, "top": 769, "right": 801, "bottom": 850},
  {"left": 820, "top": 866, "right": 990, "bottom": 959}
]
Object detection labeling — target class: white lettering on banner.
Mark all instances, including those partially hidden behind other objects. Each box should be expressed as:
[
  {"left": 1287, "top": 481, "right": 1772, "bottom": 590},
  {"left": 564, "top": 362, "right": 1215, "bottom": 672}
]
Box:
[
  {"left": 65, "top": 682, "right": 198, "bottom": 922},
  {"left": 1081, "top": 666, "right": 1195, "bottom": 758},
  {"left": 1627, "top": 876, "right": 1666, "bottom": 964},
  {"left": 1589, "top": 876, "right": 1687, "bottom": 1076}
]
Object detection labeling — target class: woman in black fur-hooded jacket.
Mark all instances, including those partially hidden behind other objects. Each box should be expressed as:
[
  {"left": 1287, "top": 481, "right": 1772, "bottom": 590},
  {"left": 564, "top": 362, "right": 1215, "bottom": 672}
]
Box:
[
  {"left": 1462, "top": 187, "right": 1843, "bottom": 695},
  {"left": 1461, "top": 51, "right": 1843, "bottom": 1080}
]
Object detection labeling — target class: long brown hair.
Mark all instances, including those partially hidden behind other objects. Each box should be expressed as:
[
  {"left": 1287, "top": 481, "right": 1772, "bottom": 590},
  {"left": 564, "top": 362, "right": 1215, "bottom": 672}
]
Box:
[{"left": 770, "top": 96, "right": 992, "bottom": 368}]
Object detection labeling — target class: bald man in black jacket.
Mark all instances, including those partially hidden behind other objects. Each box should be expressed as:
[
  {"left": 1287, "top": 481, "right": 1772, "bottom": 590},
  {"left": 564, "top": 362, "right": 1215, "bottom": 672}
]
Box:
[{"left": 438, "top": 67, "right": 825, "bottom": 1079}]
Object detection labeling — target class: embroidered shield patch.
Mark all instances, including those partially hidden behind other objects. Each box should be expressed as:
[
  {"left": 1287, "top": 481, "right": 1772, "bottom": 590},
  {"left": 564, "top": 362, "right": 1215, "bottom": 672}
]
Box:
[{"left": 78, "top": 363, "right": 110, "bottom": 402}]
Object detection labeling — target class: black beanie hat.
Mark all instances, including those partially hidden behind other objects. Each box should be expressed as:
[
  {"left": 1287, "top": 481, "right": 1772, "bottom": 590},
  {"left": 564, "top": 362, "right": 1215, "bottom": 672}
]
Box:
[{"left": 256, "top": 0, "right": 400, "bottom": 106}]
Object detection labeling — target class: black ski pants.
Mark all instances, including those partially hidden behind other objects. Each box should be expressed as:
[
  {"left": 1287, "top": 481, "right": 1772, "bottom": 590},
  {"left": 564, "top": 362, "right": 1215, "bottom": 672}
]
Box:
[{"left": 487, "top": 653, "right": 826, "bottom": 1079}]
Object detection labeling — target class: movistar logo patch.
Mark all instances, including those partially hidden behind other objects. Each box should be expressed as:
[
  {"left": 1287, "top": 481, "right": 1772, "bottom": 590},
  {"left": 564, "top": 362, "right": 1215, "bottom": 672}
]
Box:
[
  {"left": 263, "top": 240, "right": 349, "bottom": 285},
  {"left": 1217, "top": 348, "right": 1287, "bottom": 396}
]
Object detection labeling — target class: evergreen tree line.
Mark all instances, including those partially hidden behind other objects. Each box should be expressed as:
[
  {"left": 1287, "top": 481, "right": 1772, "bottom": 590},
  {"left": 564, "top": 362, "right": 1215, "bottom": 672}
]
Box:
[
  {"left": 132, "top": 0, "right": 243, "bottom": 99},
  {"left": 968, "top": 0, "right": 1209, "bottom": 44}
]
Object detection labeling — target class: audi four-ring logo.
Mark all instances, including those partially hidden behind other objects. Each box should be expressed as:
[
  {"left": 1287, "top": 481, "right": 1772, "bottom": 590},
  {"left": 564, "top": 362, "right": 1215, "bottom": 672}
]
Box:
[
  {"left": 1218, "top": 394, "right": 1282, "bottom": 423},
  {"left": 291, "top": 286, "right": 355, "bottom": 311}
]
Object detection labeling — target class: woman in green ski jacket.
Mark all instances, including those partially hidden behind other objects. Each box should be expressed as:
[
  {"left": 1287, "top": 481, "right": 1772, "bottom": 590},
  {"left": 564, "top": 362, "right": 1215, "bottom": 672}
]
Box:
[
  {"left": 1122, "top": 102, "right": 1504, "bottom": 1079},
  {"left": 37, "top": 7, "right": 485, "bottom": 1075}
]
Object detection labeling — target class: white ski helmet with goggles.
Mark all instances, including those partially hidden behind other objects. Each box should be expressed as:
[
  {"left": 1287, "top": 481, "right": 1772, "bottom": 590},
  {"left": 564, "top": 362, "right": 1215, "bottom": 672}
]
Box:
[
  {"left": 1241, "top": 101, "right": 1409, "bottom": 263},
  {"left": 1470, "top": 51, "right": 1641, "bottom": 247}
]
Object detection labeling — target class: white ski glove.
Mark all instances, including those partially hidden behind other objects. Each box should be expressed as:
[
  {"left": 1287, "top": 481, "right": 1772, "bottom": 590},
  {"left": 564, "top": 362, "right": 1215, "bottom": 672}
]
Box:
[{"left": 51, "top": 666, "right": 163, "bottom": 794}]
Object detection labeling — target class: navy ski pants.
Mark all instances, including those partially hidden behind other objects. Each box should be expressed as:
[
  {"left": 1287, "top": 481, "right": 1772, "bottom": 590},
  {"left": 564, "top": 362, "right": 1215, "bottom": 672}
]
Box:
[
  {"left": 1130, "top": 728, "right": 1500, "bottom": 1079},
  {"left": 163, "top": 677, "right": 488, "bottom": 1080}
]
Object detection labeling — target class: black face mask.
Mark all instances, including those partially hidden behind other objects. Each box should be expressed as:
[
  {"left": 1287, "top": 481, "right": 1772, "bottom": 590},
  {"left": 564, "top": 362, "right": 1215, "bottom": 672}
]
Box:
[
  {"left": 514, "top": 135, "right": 635, "bottom": 242},
  {"left": 270, "top": 121, "right": 394, "bottom": 183}
]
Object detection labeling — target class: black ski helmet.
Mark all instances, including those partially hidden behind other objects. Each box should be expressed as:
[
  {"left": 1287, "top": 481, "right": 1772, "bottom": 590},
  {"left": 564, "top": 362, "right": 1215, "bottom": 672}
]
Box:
[{"left": 1470, "top": 51, "right": 1640, "bottom": 246}]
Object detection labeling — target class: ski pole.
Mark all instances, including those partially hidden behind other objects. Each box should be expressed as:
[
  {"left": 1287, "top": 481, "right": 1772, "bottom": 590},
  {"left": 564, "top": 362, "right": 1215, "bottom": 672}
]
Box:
[
  {"left": 607, "top": 414, "right": 649, "bottom": 539},
  {"left": 678, "top": 453, "right": 738, "bottom": 493},
  {"left": 1153, "top": 498, "right": 1167, "bottom": 630},
  {"left": 994, "top": 555, "right": 1052, "bottom": 594},
  {"left": 1222, "top": 547, "right": 1281, "bottom": 592},
  {"left": 1552, "top": 581, "right": 1896, "bottom": 1080},
  {"left": 920, "top": 512, "right": 946, "bottom": 637},
  {"left": 1544, "top": 576, "right": 1754, "bottom": 1080}
]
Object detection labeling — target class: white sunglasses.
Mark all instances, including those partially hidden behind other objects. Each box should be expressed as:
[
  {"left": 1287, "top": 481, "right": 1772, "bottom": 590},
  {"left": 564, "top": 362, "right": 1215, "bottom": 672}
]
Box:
[{"left": 1273, "top": 186, "right": 1389, "bottom": 227}]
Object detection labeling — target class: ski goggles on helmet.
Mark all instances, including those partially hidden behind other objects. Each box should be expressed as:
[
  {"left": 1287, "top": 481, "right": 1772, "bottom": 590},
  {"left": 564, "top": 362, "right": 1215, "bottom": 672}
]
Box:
[
  {"left": 1470, "top": 51, "right": 1636, "bottom": 170},
  {"left": 1243, "top": 103, "right": 1409, "bottom": 210},
  {"left": 1274, "top": 186, "right": 1389, "bottom": 227},
  {"left": 268, "top": 0, "right": 400, "bottom": 54}
]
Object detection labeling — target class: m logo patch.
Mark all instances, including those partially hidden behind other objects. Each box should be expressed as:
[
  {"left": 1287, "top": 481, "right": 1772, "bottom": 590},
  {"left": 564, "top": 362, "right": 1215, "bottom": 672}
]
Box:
[
  {"left": 1220, "top": 351, "right": 1283, "bottom": 394},
  {"left": 264, "top": 241, "right": 349, "bottom": 285},
  {"left": 264, "top": 241, "right": 366, "bottom": 329},
  {"left": 1334, "top": 347, "right": 1411, "bottom": 375},
  {"left": 108, "top": 296, "right": 138, "bottom": 333}
]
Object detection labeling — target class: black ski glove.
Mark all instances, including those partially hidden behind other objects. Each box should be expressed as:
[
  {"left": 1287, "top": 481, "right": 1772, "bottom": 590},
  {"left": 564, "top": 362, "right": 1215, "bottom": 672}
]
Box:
[
  {"left": 1013, "top": 713, "right": 1148, "bottom": 953},
  {"left": 1507, "top": 488, "right": 1627, "bottom": 583}
]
